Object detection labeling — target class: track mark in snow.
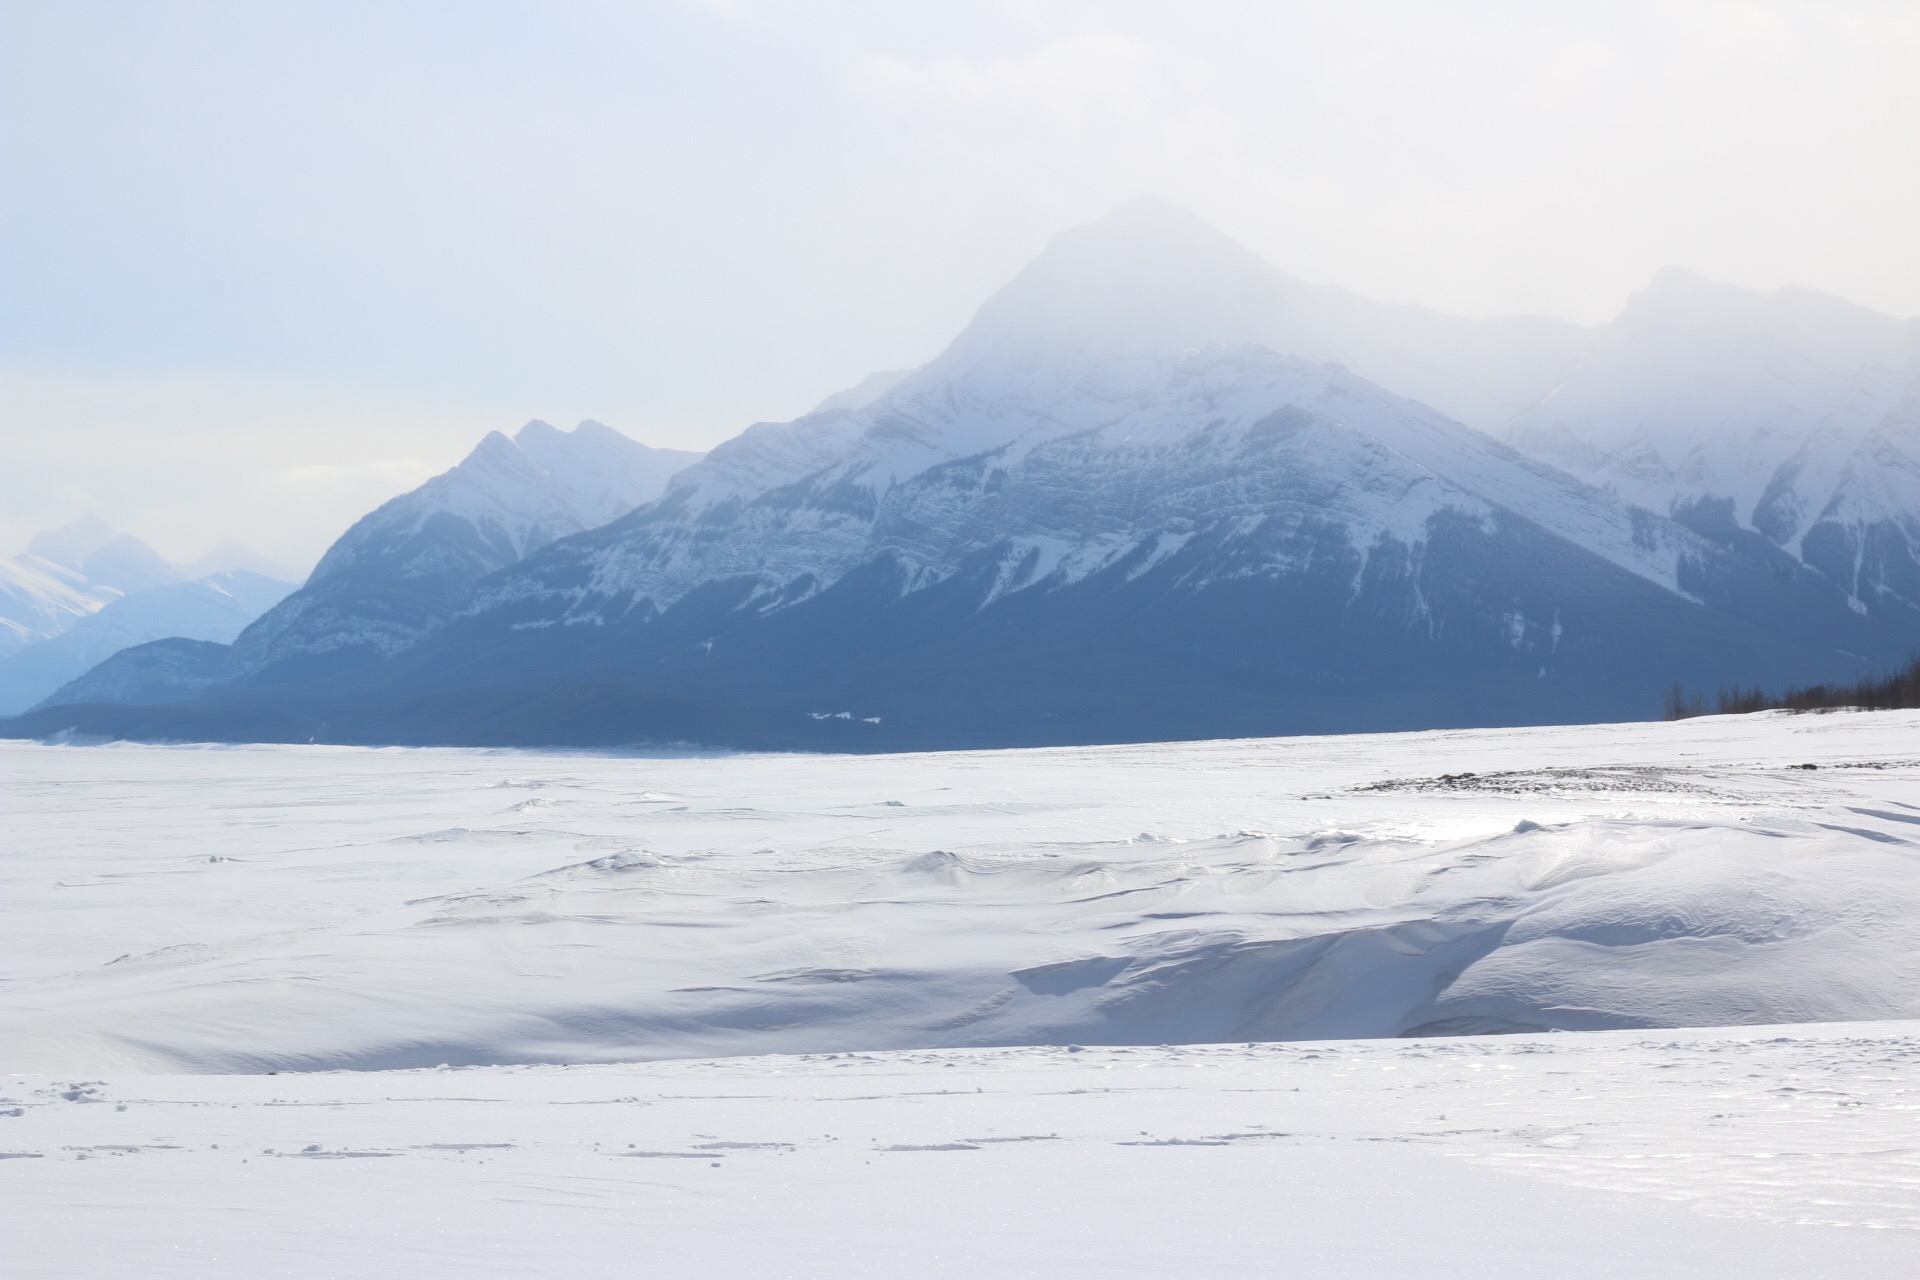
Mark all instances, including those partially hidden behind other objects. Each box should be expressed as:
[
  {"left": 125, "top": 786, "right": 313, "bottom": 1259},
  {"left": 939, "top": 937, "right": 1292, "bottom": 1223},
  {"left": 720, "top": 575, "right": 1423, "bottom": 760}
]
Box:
[
  {"left": 693, "top": 1141, "right": 795, "bottom": 1151},
  {"left": 880, "top": 1142, "right": 982, "bottom": 1152},
  {"left": 412, "top": 1143, "right": 515, "bottom": 1151}
]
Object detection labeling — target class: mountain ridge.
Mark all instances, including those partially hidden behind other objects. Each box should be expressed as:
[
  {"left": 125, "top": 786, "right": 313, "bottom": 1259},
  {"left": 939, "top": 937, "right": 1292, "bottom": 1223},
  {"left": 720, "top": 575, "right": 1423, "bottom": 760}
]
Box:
[
  {"left": 225, "top": 419, "right": 703, "bottom": 687},
  {"left": 0, "top": 518, "right": 193, "bottom": 660},
  {"left": 0, "top": 570, "right": 295, "bottom": 715},
  {"left": 9, "top": 203, "right": 1914, "bottom": 750},
  {"left": 1504, "top": 268, "right": 1920, "bottom": 620}
]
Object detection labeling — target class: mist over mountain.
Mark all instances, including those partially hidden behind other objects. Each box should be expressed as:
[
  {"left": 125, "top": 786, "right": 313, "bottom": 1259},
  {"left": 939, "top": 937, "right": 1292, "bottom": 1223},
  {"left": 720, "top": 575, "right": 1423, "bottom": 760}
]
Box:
[
  {"left": 25, "top": 515, "right": 184, "bottom": 598},
  {"left": 0, "top": 571, "right": 293, "bottom": 715},
  {"left": 182, "top": 539, "right": 305, "bottom": 585},
  {"left": 934, "top": 199, "right": 1590, "bottom": 432},
  {"left": 0, "top": 518, "right": 298, "bottom": 713},
  {"left": 12, "top": 203, "right": 1911, "bottom": 751},
  {"left": 1506, "top": 269, "right": 1920, "bottom": 620},
  {"left": 0, "top": 518, "right": 186, "bottom": 658}
]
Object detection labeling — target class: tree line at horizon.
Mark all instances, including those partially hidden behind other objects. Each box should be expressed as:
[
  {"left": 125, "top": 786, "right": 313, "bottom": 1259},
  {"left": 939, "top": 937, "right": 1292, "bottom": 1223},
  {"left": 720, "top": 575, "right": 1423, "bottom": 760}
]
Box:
[{"left": 1663, "top": 654, "right": 1920, "bottom": 721}]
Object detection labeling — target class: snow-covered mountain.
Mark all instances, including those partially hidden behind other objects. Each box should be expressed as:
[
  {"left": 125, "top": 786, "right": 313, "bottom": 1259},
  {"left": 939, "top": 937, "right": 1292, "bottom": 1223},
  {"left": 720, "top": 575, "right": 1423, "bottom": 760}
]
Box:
[
  {"left": 0, "top": 571, "right": 294, "bottom": 714},
  {"left": 25, "top": 514, "right": 185, "bottom": 597},
  {"left": 478, "top": 347, "right": 1703, "bottom": 636},
  {"left": 457, "top": 204, "right": 1616, "bottom": 630},
  {"left": 7, "top": 206, "right": 1906, "bottom": 750},
  {"left": 0, "top": 518, "right": 299, "bottom": 711},
  {"left": 246, "top": 207, "right": 1891, "bottom": 749},
  {"left": 1504, "top": 269, "right": 1920, "bottom": 618},
  {"left": 0, "top": 518, "right": 186, "bottom": 658},
  {"left": 225, "top": 420, "right": 702, "bottom": 684},
  {"left": 0, "top": 555, "right": 109, "bottom": 658}
]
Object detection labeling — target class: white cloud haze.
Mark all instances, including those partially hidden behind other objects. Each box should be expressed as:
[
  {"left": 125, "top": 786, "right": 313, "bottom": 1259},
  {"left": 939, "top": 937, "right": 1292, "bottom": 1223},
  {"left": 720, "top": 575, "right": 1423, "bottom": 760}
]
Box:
[{"left": 3, "top": 0, "right": 1916, "bottom": 569}]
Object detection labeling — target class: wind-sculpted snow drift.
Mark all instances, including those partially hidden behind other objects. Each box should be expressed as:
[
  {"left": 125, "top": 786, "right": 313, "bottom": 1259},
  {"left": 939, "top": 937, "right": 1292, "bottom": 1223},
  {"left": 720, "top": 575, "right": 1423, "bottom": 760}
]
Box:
[{"left": 5, "top": 710, "right": 1915, "bottom": 1073}]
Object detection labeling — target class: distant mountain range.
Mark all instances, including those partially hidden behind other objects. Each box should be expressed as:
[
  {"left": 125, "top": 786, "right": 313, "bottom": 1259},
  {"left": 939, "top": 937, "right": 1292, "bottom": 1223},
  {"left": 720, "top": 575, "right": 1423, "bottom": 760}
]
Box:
[
  {"left": 0, "top": 517, "right": 297, "bottom": 715},
  {"left": 4, "top": 571, "right": 294, "bottom": 714},
  {"left": 8, "top": 201, "right": 1916, "bottom": 749},
  {"left": 0, "top": 515, "right": 183, "bottom": 658},
  {"left": 21, "top": 421, "right": 703, "bottom": 714}
]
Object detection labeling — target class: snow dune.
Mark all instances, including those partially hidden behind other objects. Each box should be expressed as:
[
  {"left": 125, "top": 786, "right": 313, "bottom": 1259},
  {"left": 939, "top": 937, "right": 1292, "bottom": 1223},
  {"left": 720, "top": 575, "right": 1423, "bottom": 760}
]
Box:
[{"left": 4, "top": 710, "right": 1917, "bottom": 1073}]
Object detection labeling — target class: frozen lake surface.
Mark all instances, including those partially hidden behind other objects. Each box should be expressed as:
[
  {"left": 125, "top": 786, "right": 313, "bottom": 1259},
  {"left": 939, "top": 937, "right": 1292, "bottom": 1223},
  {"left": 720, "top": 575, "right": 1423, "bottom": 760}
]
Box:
[{"left": 3, "top": 711, "right": 1917, "bottom": 1274}]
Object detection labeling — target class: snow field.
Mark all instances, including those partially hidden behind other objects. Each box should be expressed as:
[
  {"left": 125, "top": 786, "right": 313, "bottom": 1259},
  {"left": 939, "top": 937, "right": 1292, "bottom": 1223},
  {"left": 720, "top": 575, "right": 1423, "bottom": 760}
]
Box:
[
  {"left": 3, "top": 711, "right": 1918, "bottom": 1073},
  {"left": 4, "top": 710, "right": 1918, "bottom": 1274},
  {"left": 4, "top": 1024, "right": 1918, "bottom": 1277}
]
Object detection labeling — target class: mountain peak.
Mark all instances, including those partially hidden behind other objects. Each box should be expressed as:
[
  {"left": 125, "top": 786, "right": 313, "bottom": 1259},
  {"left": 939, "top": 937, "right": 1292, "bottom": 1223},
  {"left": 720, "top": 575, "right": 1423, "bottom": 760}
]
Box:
[
  {"left": 225, "top": 417, "right": 705, "bottom": 679},
  {"left": 23, "top": 518, "right": 182, "bottom": 596},
  {"left": 25, "top": 515, "right": 121, "bottom": 571},
  {"left": 940, "top": 200, "right": 1292, "bottom": 369},
  {"left": 1071, "top": 194, "right": 1232, "bottom": 242},
  {"left": 468, "top": 429, "right": 520, "bottom": 458},
  {"left": 1642, "top": 265, "right": 1722, "bottom": 296},
  {"left": 513, "top": 419, "right": 563, "bottom": 447}
]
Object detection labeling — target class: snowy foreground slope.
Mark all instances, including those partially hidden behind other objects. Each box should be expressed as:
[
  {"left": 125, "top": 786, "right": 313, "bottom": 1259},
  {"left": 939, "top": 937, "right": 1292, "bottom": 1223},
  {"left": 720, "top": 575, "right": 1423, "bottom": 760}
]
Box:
[
  {"left": 5, "top": 711, "right": 1919, "bottom": 1072},
  {"left": 4, "top": 711, "right": 1918, "bottom": 1276},
  {"left": 6, "top": 1025, "right": 1918, "bottom": 1278}
]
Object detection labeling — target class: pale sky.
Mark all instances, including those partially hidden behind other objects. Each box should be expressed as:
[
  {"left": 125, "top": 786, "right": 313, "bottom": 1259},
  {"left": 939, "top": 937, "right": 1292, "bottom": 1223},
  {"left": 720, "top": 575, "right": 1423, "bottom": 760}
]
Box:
[{"left": 4, "top": 0, "right": 1918, "bottom": 572}]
